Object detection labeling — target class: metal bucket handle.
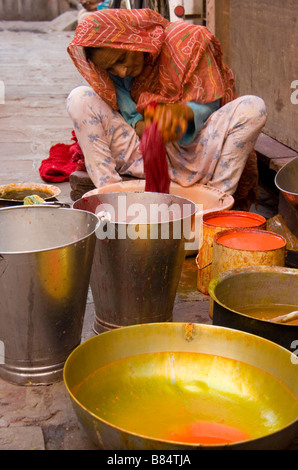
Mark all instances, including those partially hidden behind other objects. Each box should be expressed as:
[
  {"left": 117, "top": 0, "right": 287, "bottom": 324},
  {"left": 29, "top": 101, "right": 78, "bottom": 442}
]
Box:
[
  {"left": 195, "top": 254, "right": 212, "bottom": 271},
  {"left": 96, "top": 210, "right": 112, "bottom": 222}
]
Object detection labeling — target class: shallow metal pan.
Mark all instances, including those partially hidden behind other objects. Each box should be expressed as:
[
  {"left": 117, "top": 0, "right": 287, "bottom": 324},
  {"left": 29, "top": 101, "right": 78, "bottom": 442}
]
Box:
[
  {"left": 64, "top": 322, "right": 298, "bottom": 450},
  {"left": 0, "top": 182, "right": 61, "bottom": 205}
]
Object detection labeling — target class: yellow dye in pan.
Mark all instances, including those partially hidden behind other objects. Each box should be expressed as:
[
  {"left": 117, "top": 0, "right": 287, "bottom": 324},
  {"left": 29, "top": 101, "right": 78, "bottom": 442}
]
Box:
[
  {"left": 238, "top": 304, "right": 298, "bottom": 325},
  {"left": 72, "top": 351, "right": 298, "bottom": 445}
]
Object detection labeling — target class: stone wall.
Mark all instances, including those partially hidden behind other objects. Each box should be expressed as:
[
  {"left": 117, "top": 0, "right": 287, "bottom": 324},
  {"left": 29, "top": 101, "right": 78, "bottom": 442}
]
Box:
[
  {"left": 0, "top": 0, "right": 78, "bottom": 21},
  {"left": 214, "top": 0, "right": 298, "bottom": 152}
]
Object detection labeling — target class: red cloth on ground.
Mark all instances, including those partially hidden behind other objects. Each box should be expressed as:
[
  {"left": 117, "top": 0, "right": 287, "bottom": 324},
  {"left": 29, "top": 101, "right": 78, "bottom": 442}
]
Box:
[
  {"left": 39, "top": 131, "right": 85, "bottom": 183},
  {"left": 140, "top": 122, "right": 170, "bottom": 194}
]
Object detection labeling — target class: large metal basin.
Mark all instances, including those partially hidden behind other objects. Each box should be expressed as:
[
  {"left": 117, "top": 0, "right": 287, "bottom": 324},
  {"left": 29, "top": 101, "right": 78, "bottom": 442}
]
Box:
[
  {"left": 84, "top": 180, "right": 234, "bottom": 213},
  {"left": 275, "top": 156, "right": 298, "bottom": 209},
  {"left": 84, "top": 180, "right": 234, "bottom": 255},
  {"left": 63, "top": 322, "right": 298, "bottom": 450},
  {"left": 209, "top": 266, "right": 298, "bottom": 351}
]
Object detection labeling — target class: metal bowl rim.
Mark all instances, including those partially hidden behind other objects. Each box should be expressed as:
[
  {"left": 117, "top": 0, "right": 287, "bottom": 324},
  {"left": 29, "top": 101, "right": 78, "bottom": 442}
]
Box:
[
  {"left": 0, "top": 205, "right": 100, "bottom": 254},
  {"left": 275, "top": 156, "right": 298, "bottom": 196},
  {"left": 73, "top": 190, "right": 198, "bottom": 223}
]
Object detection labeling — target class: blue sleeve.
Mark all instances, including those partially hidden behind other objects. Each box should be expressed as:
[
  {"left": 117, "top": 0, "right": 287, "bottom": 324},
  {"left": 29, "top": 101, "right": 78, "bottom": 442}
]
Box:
[
  {"left": 110, "top": 74, "right": 220, "bottom": 138},
  {"left": 97, "top": 0, "right": 110, "bottom": 10},
  {"left": 178, "top": 100, "right": 220, "bottom": 145},
  {"left": 110, "top": 75, "right": 143, "bottom": 128}
]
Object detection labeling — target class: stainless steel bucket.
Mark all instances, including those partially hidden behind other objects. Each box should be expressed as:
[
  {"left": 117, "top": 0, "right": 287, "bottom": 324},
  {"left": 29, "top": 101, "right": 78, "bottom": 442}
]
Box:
[
  {"left": 0, "top": 206, "right": 99, "bottom": 385},
  {"left": 73, "top": 191, "right": 197, "bottom": 333}
]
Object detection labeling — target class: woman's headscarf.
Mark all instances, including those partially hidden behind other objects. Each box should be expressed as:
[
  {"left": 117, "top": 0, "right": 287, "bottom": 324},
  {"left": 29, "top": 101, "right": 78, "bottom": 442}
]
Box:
[{"left": 68, "top": 8, "right": 236, "bottom": 113}]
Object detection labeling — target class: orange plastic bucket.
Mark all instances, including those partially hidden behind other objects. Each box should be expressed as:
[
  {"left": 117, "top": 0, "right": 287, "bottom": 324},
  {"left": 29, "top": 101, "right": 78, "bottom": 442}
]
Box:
[{"left": 196, "top": 211, "right": 266, "bottom": 294}]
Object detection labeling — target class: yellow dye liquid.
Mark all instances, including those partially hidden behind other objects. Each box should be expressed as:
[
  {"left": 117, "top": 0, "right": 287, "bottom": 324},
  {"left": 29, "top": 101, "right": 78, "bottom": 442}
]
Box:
[
  {"left": 239, "top": 304, "right": 298, "bottom": 324},
  {"left": 73, "top": 351, "right": 298, "bottom": 445},
  {"left": 1, "top": 189, "right": 52, "bottom": 200}
]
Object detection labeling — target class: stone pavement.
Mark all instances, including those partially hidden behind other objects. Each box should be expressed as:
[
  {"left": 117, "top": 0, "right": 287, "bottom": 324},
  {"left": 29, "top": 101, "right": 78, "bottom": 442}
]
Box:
[
  {"left": 0, "top": 23, "right": 297, "bottom": 451},
  {"left": 0, "top": 24, "right": 211, "bottom": 450}
]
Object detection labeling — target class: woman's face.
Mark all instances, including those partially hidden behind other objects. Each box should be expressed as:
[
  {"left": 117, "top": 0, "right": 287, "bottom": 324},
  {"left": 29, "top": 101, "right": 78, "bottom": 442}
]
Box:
[
  {"left": 80, "top": 0, "right": 98, "bottom": 11},
  {"left": 91, "top": 47, "right": 145, "bottom": 78}
]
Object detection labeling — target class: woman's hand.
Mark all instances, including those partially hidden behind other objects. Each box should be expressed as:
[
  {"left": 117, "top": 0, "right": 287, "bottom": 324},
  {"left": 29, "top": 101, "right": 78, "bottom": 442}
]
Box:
[
  {"left": 135, "top": 120, "right": 145, "bottom": 138},
  {"left": 144, "top": 103, "right": 194, "bottom": 142}
]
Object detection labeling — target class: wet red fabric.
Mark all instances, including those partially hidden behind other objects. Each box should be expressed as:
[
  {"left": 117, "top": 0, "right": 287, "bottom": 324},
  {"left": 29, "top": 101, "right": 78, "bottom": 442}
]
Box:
[
  {"left": 69, "top": 131, "right": 86, "bottom": 172},
  {"left": 140, "top": 122, "right": 170, "bottom": 194},
  {"left": 39, "top": 131, "right": 85, "bottom": 182}
]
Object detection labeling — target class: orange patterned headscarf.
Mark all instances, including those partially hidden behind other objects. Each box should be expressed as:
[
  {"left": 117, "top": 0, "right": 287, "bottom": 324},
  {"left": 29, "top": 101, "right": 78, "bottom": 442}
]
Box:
[{"left": 68, "top": 8, "right": 236, "bottom": 113}]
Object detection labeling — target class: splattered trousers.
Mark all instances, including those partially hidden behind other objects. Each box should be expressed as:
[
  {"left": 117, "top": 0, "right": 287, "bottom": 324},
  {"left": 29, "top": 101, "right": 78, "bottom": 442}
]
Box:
[{"left": 67, "top": 86, "right": 267, "bottom": 196}]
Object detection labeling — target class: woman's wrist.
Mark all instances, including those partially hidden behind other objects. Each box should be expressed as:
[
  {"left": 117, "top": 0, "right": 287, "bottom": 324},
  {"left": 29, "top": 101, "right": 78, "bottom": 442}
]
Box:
[{"left": 135, "top": 120, "right": 145, "bottom": 137}]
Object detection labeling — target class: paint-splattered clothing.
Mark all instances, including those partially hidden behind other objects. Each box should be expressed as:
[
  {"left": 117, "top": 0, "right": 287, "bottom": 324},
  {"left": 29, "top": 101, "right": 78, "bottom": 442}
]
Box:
[
  {"left": 67, "top": 86, "right": 266, "bottom": 196},
  {"left": 67, "top": 9, "right": 267, "bottom": 202}
]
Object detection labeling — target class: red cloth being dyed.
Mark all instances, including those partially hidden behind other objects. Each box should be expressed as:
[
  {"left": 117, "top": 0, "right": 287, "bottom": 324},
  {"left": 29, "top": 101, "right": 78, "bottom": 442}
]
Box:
[
  {"left": 140, "top": 122, "right": 170, "bottom": 194},
  {"left": 69, "top": 131, "right": 86, "bottom": 172},
  {"left": 39, "top": 131, "right": 86, "bottom": 183}
]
